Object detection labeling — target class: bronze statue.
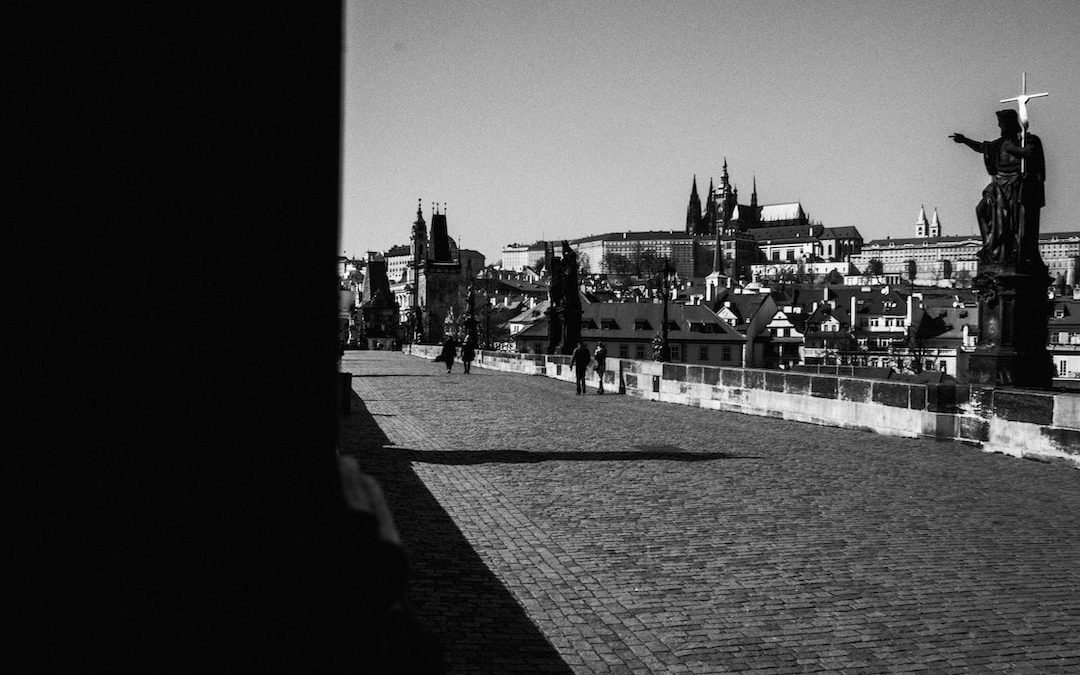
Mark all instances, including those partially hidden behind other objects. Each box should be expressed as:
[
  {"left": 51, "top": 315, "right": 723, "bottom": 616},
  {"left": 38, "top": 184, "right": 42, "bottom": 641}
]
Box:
[
  {"left": 950, "top": 108, "right": 1045, "bottom": 268},
  {"left": 560, "top": 241, "right": 580, "bottom": 312}
]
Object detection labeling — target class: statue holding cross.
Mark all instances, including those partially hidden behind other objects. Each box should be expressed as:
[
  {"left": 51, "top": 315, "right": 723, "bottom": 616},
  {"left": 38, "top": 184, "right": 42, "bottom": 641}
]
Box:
[{"left": 950, "top": 74, "right": 1048, "bottom": 270}]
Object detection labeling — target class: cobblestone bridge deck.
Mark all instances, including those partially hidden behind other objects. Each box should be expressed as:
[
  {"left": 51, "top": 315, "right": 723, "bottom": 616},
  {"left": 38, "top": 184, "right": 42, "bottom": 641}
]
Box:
[{"left": 340, "top": 351, "right": 1079, "bottom": 674}]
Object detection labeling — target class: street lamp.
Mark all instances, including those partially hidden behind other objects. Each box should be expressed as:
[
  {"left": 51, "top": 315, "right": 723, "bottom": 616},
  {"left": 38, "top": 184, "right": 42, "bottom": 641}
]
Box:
[{"left": 655, "top": 258, "right": 677, "bottom": 362}]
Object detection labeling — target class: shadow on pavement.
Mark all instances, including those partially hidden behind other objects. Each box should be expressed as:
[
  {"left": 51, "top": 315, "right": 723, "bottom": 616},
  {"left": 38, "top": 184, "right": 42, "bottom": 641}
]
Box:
[
  {"left": 339, "top": 393, "right": 572, "bottom": 674},
  {"left": 353, "top": 373, "right": 444, "bottom": 378},
  {"left": 400, "top": 449, "right": 759, "bottom": 465}
]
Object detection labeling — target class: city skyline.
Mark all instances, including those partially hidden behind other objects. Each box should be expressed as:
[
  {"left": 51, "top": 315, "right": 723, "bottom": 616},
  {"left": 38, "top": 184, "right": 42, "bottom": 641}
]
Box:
[{"left": 343, "top": 1, "right": 1080, "bottom": 263}]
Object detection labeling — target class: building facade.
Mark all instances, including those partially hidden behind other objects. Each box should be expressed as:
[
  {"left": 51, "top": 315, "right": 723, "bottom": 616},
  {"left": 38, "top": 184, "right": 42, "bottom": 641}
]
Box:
[
  {"left": 850, "top": 230, "right": 1080, "bottom": 287},
  {"left": 515, "top": 302, "right": 745, "bottom": 367},
  {"left": 500, "top": 242, "right": 547, "bottom": 272}
]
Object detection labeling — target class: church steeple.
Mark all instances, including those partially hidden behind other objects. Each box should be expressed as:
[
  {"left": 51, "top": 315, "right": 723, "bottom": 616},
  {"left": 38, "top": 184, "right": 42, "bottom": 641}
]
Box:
[
  {"left": 915, "top": 204, "right": 929, "bottom": 237},
  {"left": 686, "top": 175, "right": 703, "bottom": 235},
  {"left": 704, "top": 177, "right": 717, "bottom": 234},
  {"left": 411, "top": 198, "right": 427, "bottom": 262},
  {"left": 929, "top": 207, "right": 941, "bottom": 237},
  {"left": 718, "top": 157, "right": 735, "bottom": 234},
  {"left": 750, "top": 175, "right": 758, "bottom": 209},
  {"left": 410, "top": 198, "right": 428, "bottom": 308}
]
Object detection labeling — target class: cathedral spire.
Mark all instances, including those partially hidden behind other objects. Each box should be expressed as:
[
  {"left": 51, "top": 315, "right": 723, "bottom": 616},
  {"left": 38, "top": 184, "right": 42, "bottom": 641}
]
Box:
[
  {"left": 686, "top": 175, "right": 703, "bottom": 235},
  {"left": 929, "top": 207, "right": 941, "bottom": 237},
  {"left": 704, "top": 177, "right": 717, "bottom": 234},
  {"left": 750, "top": 175, "right": 758, "bottom": 209}
]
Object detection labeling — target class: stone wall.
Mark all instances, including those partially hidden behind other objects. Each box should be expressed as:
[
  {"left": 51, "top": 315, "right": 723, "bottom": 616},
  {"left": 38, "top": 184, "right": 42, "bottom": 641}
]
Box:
[{"left": 404, "top": 345, "right": 1079, "bottom": 468}]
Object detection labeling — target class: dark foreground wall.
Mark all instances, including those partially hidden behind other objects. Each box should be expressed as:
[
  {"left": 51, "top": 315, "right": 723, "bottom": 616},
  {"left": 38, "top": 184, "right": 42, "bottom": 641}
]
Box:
[
  {"left": 17, "top": 7, "right": 416, "bottom": 671},
  {"left": 407, "top": 346, "right": 1080, "bottom": 468}
]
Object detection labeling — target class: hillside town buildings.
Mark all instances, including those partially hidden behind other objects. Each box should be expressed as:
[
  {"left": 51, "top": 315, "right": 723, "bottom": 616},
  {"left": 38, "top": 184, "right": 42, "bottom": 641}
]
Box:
[
  {"left": 350, "top": 163, "right": 1080, "bottom": 389},
  {"left": 848, "top": 207, "right": 1080, "bottom": 287},
  {"left": 514, "top": 301, "right": 746, "bottom": 367}
]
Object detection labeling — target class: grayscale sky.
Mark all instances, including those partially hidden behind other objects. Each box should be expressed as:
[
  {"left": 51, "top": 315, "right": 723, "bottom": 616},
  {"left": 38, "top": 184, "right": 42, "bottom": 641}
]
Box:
[{"left": 342, "top": 0, "right": 1080, "bottom": 264}]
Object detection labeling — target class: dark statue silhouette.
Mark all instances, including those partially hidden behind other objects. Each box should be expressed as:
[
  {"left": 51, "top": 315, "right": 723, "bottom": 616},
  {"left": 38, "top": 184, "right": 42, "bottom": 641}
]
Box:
[
  {"left": 951, "top": 101, "right": 1053, "bottom": 388},
  {"left": 950, "top": 108, "right": 1045, "bottom": 271}
]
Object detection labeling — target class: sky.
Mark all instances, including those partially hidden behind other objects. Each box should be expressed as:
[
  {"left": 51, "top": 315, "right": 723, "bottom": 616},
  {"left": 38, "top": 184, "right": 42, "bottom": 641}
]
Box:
[{"left": 342, "top": 0, "right": 1080, "bottom": 265}]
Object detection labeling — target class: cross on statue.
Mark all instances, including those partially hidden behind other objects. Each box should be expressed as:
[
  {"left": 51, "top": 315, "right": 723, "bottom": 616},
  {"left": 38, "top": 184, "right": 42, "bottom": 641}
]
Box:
[{"left": 1000, "top": 72, "right": 1049, "bottom": 172}]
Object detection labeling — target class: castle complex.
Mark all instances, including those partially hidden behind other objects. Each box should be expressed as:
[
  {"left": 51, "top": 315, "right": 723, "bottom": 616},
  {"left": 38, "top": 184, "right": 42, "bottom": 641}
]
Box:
[{"left": 569, "top": 159, "right": 862, "bottom": 282}]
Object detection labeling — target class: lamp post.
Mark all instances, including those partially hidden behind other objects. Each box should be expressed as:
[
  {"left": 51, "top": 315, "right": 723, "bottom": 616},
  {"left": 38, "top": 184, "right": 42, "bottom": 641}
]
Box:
[{"left": 657, "top": 258, "right": 676, "bottom": 362}]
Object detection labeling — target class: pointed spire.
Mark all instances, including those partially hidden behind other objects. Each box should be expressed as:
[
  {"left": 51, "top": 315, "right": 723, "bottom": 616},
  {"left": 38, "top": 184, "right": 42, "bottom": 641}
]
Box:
[
  {"left": 750, "top": 175, "right": 758, "bottom": 209},
  {"left": 686, "top": 175, "right": 703, "bottom": 235},
  {"left": 917, "top": 204, "right": 928, "bottom": 225},
  {"left": 416, "top": 198, "right": 424, "bottom": 222},
  {"left": 705, "top": 177, "right": 718, "bottom": 234}
]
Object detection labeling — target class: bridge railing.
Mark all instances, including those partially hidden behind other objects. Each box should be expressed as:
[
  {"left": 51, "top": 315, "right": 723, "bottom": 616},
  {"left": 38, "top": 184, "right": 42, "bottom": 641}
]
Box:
[{"left": 403, "top": 344, "right": 1079, "bottom": 468}]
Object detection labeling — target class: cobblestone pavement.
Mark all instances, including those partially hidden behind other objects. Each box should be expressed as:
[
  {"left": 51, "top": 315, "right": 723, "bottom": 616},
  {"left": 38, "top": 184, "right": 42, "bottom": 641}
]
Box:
[{"left": 340, "top": 351, "right": 1080, "bottom": 674}]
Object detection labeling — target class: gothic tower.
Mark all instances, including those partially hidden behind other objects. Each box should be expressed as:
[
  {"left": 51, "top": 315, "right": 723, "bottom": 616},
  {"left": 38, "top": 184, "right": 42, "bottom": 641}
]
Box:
[
  {"left": 915, "top": 204, "right": 930, "bottom": 237},
  {"left": 410, "top": 199, "right": 427, "bottom": 309},
  {"left": 718, "top": 158, "right": 736, "bottom": 234},
  {"left": 929, "top": 207, "right": 941, "bottom": 237},
  {"left": 686, "top": 176, "right": 703, "bottom": 235},
  {"left": 704, "top": 177, "right": 717, "bottom": 235},
  {"left": 429, "top": 203, "right": 453, "bottom": 262},
  {"left": 748, "top": 175, "right": 759, "bottom": 227}
]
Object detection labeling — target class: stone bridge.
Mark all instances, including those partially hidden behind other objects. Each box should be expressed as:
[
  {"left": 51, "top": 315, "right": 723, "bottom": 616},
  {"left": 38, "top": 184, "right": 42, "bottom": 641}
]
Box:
[{"left": 341, "top": 350, "right": 1080, "bottom": 673}]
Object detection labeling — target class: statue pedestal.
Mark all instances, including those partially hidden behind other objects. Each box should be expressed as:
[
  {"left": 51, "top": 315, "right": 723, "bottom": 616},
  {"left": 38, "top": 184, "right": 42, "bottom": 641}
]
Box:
[
  {"left": 544, "top": 306, "right": 562, "bottom": 355},
  {"left": 967, "top": 263, "right": 1053, "bottom": 388},
  {"left": 546, "top": 306, "right": 583, "bottom": 355}
]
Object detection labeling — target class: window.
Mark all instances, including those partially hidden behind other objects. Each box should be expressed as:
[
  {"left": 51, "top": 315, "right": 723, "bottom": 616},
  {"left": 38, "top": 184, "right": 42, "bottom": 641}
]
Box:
[
  {"left": 600, "top": 319, "right": 618, "bottom": 330},
  {"left": 619, "top": 343, "right": 628, "bottom": 358},
  {"left": 634, "top": 319, "right": 652, "bottom": 331},
  {"left": 670, "top": 344, "right": 682, "bottom": 361},
  {"left": 940, "top": 361, "right": 947, "bottom": 373},
  {"left": 635, "top": 344, "right": 645, "bottom": 359},
  {"left": 1060, "top": 360, "right": 1068, "bottom": 376},
  {"left": 721, "top": 345, "right": 732, "bottom": 362},
  {"left": 699, "top": 345, "right": 709, "bottom": 361}
]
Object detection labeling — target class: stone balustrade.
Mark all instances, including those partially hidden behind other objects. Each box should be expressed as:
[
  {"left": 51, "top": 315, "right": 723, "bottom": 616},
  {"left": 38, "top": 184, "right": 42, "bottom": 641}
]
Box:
[{"left": 404, "top": 344, "right": 1079, "bottom": 468}]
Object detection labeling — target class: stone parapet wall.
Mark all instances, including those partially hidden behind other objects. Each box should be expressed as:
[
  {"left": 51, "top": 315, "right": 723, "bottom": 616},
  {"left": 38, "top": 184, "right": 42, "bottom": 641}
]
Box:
[{"left": 403, "top": 345, "right": 1079, "bottom": 467}]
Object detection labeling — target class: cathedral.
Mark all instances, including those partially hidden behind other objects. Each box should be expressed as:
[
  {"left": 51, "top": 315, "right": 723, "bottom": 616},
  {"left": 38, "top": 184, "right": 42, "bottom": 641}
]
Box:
[
  {"left": 686, "top": 159, "right": 862, "bottom": 281},
  {"left": 686, "top": 158, "right": 811, "bottom": 236}
]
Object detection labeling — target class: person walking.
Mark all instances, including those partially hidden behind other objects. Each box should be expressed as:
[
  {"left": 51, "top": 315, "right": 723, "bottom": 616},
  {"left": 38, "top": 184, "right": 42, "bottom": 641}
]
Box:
[
  {"left": 461, "top": 340, "right": 475, "bottom": 374},
  {"left": 593, "top": 341, "right": 607, "bottom": 394},
  {"left": 437, "top": 335, "right": 458, "bottom": 374},
  {"left": 571, "top": 341, "right": 591, "bottom": 395}
]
